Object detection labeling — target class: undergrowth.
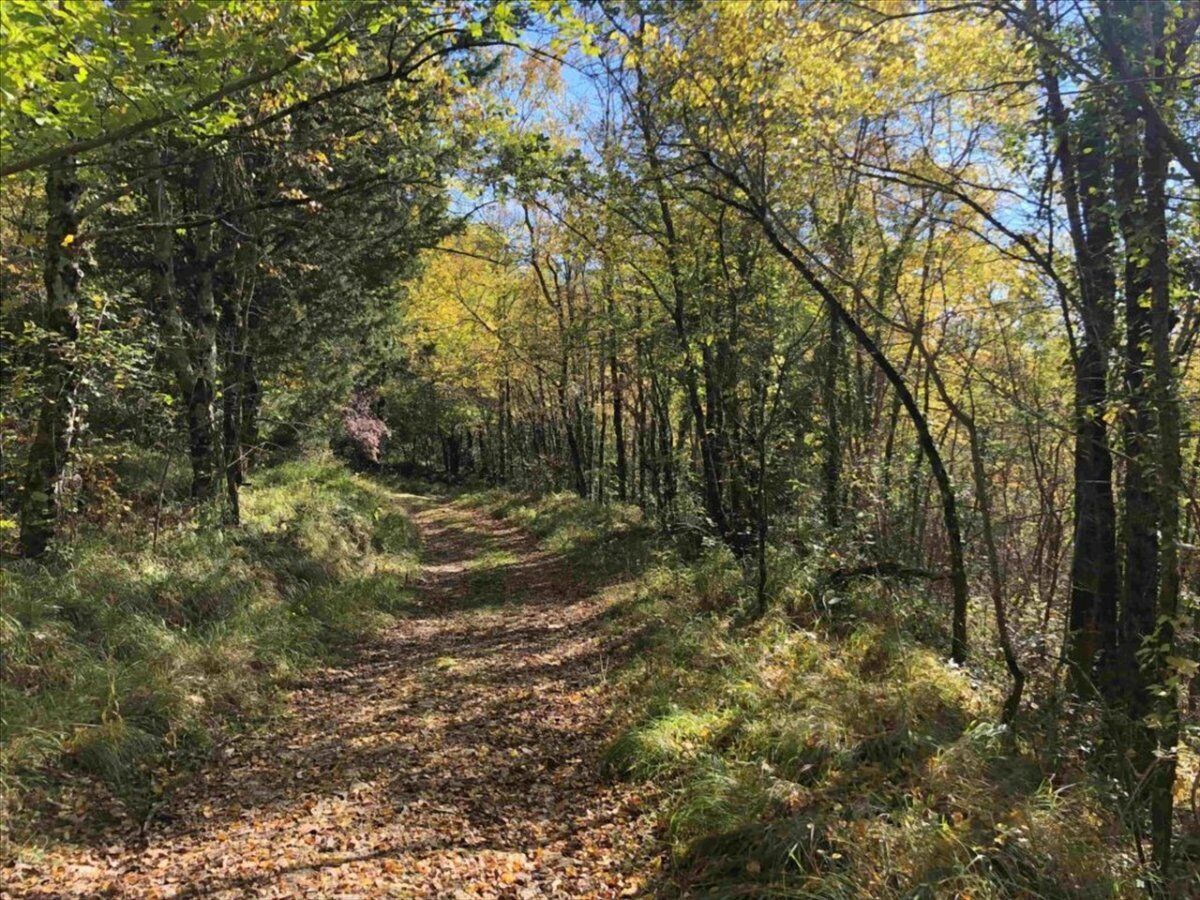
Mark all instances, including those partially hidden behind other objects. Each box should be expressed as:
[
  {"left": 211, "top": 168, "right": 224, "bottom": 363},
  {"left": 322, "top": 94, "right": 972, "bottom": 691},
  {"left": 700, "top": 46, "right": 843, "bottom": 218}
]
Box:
[
  {"left": 0, "top": 453, "right": 421, "bottom": 846},
  {"left": 465, "top": 490, "right": 1175, "bottom": 898}
]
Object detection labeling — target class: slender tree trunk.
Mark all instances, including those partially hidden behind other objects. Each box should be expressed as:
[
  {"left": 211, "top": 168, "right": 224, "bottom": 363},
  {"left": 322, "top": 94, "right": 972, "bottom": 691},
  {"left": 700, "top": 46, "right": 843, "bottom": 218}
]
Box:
[
  {"left": 731, "top": 193, "right": 972, "bottom": 661},
  {"left": 969, "top": 422, "right": 1025, "bottom": 726},
  {"left": 1069, "top": 111, "right": 1121, "bottom": 693},
  {"left": 19, "top": 158, "right": 83, "bottom": 557},
  {"left": 1142, "top": 30, "right": 1181, "bottom": 871},
  {"left": 220, "top": 234, "right": 254, "bottom": 524},
  {"left": 1029, "top": 26, "right": 1121, "bottom": 689},
  {"left": 183, "top": 155, "right": 221, "bottom": 502},
  {"left": 597, "top": 343, "right": 608, "bottom": 502},
  {"left": 754, "top": 382, "right": 770, "bottom": 614},
  {"left": 558, "top": 382, "right": 587, "bottom": 497},
  {"left": 822, "top": 309, "right": 842, "bottom": 529},
  {"left": 608, "top": 288, "right": 627, "bottom": 501},
  {"left": 146, "top": 145, "right": 198, "bottom": 480},
  {"left": 239, "top": 288, "right": 261, "bottom": 475},
  {"left": 222, "top": 366, "right": 242, "bottom": 523},
  {"left": 500, "top": 374, "right": 511, "bottom": 483},
  {"left": 1068, "top": 343, "right": 1120, "bottom": 689},
  {"left": 220, "top": 287, "right": 253, "bottom": 525},
  {"left": 1116, "top": 111, "right": 1157, "bottom": 712},
  {"left": 1098, "top": 2, "right": 1182, "bottom": 871},
  {"left": 635, "top": 326, "right": 648, "bottom": 508}
]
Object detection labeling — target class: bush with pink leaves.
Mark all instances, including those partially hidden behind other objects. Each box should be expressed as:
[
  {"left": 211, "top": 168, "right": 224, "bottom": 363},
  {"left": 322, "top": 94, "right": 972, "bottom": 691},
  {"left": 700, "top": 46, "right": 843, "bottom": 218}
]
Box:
[{"left": 333, "top": 390, "right": 391, "bottom": 470}]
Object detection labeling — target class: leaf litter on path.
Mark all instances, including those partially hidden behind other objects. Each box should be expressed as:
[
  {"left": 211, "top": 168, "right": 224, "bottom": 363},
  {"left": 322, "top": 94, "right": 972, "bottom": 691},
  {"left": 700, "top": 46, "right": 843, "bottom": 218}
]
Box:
[{"left": 3, "top": 499, "right": 663, "bottom": 898}]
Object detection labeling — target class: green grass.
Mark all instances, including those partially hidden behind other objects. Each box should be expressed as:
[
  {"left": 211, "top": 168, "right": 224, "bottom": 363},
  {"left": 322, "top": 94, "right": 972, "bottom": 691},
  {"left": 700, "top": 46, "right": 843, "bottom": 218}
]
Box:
[
  {"left": 466, "top": 548, "right": 520, "bottom": 571},
  {"left": 0, "top": 453, "right": 421, "bottom": 842},
  {"left": 472, "top": 489, "right": 1156, "bottom": 898},
  {"left": 461, "top": 567, "right": 510, "bottom": 608},
  {"left": 458, "top": 488, "right": 657, "bottom": 587}
]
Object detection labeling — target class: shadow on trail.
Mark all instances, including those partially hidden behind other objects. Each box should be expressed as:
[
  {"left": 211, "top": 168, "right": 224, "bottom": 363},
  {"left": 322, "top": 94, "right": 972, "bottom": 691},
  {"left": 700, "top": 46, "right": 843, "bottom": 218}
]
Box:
[{"left": 18, "top": 493, "right": 662, "bottom": 898}]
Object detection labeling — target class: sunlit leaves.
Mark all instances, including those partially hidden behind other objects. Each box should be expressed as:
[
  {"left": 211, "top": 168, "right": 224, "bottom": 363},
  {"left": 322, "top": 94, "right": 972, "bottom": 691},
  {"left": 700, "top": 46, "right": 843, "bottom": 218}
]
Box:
[{"left": 0, "top": 1, "right": 347, "bottom": 166}]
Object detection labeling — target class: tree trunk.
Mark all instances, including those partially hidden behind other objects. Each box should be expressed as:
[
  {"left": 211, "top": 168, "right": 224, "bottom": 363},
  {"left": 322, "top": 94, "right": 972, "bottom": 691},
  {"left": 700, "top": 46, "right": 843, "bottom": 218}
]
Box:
[
  {"left": 146, "top": 146, "right": 198, "bottom": 479},
  {"left": 221, "top": 211, "right": 259, "bottom": 523},
  {"left": 969, "top": 421, "right": 1025, "bottom": 726},
  {"left": 822, "top": 308, "right": 842, "bottom": 529},
  {"left": 1102, "top": 0, "right": 1181, "bottom": 870},
  {"left": 238, "top": 281, "right": 262, "bottom": 476},
  {"left": 736, "top": 191, "right": 971, "bottom": 662},
  {"left": 1141, "top": 19, "right": 1181, "bottom": 871},
  {"left": 608, "top": 289, "right": 627, "bottom": 502},
  {"left": 1115, "top": 102, "right": 1158, "bottom": 712},
  {"left": 1071, "top": 110, "right": 1121, "bottom": 691},
  {"left": 183, "top": 155, "right": 221, "bottom": 502},
  {"left": 1034, "top": 35, "right": 1121, "bottom": 690},
  {"left": 19, "top": 159, "right": 83, "bottom": 557}
]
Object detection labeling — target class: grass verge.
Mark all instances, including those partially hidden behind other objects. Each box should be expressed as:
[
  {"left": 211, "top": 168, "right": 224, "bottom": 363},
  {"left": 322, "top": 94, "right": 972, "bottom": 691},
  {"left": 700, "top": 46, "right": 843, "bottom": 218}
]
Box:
[
  {"left": 465, "top": 489, "right": 1159, "bottom": 898},
  {"left": 1, "top": 453, "right": 421, "bottom": 848}
]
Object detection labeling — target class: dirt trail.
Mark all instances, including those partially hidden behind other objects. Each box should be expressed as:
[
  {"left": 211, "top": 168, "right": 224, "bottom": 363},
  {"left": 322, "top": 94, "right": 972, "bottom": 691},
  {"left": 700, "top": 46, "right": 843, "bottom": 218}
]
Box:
[{"left": 7, "top": 496, "right": 661, "bottom": 898}]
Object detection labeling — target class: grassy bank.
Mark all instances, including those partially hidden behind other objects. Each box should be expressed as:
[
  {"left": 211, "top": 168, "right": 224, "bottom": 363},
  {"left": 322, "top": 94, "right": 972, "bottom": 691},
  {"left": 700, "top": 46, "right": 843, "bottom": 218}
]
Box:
[
  {"left": 1, "top": 455, "right": 421, "bottom": 846},
  {"left": 462, "top": 490, "right": 1160, "bottom": 898}
]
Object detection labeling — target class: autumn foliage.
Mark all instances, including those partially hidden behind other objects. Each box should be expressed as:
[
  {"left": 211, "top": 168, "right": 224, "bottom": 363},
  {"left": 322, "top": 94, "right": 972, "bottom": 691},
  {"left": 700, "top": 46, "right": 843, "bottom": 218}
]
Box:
[
  {"left": 2, "top": 0, "right": 1199, "bottom": 895},
  {"left": 335, "top": 390, "right": 392, "bottom": 470}
]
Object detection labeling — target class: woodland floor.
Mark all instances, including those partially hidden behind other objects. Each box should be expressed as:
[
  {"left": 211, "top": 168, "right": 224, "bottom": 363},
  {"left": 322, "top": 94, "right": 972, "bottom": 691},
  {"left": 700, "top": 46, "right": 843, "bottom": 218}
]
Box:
[{"left": 4, "top": 495, "right": 664, "bottom": 898}]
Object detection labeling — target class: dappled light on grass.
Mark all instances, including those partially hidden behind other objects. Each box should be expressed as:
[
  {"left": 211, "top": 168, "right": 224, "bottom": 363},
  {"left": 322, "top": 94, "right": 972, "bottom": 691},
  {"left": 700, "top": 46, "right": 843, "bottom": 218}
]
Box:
[
  {"left": 1, "top": 455, "right": 421, "bottom": 849},
  {"left": 4, "top": 478, "right": 662, "bottom": 897},
  {"left": 457, "top": 493, "right": 1149, "bottom": 897}
]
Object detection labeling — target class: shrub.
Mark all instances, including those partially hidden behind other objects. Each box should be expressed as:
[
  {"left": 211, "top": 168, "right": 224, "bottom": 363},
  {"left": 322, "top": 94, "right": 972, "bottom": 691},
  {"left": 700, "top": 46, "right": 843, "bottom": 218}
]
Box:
[{"left": 332, "top": 389, "right": 391, "bottom": 470}]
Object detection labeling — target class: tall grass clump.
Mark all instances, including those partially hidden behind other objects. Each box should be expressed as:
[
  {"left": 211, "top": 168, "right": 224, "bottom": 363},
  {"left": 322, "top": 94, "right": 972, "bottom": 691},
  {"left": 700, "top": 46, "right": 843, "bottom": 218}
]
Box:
[
  {"left": 476, "top": 489, "right": 1154, "bottom": 897},
  {"left": 612, "top": 560, "right": 1156, "bottom": 896},
  {"left": 0, "top": 453, "right": 420, "bottom": 842}
]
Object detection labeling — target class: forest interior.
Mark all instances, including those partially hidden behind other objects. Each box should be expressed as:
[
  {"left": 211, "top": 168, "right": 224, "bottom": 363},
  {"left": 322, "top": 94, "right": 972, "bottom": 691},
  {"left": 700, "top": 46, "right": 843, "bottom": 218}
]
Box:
[{"left": 1, "top": 0, "right": 1200, "bottom": 897}]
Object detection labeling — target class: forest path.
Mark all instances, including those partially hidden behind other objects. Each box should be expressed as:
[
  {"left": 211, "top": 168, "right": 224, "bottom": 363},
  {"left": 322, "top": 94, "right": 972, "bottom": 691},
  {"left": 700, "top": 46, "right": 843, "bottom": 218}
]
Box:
[{"left": 13, "top": 494, "right": 660, "bottom": 898}]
